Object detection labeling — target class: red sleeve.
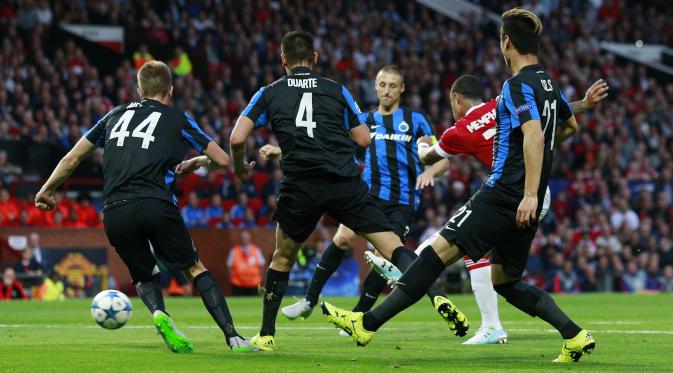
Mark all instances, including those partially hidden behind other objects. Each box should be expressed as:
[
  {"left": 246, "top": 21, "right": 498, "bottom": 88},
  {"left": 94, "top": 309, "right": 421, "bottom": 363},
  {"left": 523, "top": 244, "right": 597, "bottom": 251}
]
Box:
[
  {"left": 16, "top": 281, "right": 27, "bottom": 300},
  {"left": 436, "top": 123, "right": 472, "bottom": 157}
]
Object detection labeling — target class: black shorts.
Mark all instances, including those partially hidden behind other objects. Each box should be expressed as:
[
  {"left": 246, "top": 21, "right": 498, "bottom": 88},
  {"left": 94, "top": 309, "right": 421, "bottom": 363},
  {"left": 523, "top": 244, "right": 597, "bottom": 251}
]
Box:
[
  {"left": 371, "top": 197, "right": 415, "bottom": 241},
  {"left": 438, "top": 185, "right": 536, "bottom": 277},
  {"left": 103, "top": 198, "right": 198, "bottom": 284},
  {"left": 274, "top": 176, "right": 392, "bottom": 242}
]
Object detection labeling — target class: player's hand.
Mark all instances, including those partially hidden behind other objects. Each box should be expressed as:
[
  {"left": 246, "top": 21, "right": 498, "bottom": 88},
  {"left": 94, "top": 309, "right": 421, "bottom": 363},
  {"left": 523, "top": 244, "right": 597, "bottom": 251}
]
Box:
[
  {"left": 417, "top": 136, "right": 433, "bottom": 148},
  {"left": 583, "top": 79, "right": 609, "bottom": 109},
  {"left": 516, "top": 195, "right": 538, "bottom": 228},
  {"left": 175, "top": 158, "right": 202, "bottom": 175},
  {"left": 259, "top": 145, "right": 282, "bottom": 160},
  {"left": 35, "top": 189, "right": 56, "bottom": 211},
  {"left": 415, "top": 168, "right": 436, "bottom": 189},
  {"left": 233, "top": 161, "right": 256, "bottom": 181}
]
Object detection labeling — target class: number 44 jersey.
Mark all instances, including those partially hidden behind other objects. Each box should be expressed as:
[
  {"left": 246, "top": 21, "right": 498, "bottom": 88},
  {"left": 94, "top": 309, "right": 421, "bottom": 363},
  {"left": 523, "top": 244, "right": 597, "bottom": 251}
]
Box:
[
  {"left": 241, "top": 66, "right": 366, "bottom": 180},
  {"left": 85, "top": 98, "right": 212, "bottom": 205}
]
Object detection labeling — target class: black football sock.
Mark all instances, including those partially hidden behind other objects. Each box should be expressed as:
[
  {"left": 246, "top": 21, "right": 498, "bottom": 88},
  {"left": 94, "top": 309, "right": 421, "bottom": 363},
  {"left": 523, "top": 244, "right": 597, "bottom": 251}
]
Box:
[
  {"left": 391, "top": 246, "right": 417, "bottom": 271},
  {"left": 392, "top": 246, "right": 446, "bottom": 307},
  {"left": 363, "top": 246, "right": 446, "bottom": 331},
  {"left": 259, "top": 268, "right": 289, "bottom": 336},
  {"left": 193, "top": 271, "right": 240, "bottom": 342},
  {"left": 352, "top": 270, "right": 387, "bottom": 312},
  {"left": 426, "top": 283, "right": 445, "bottom": 307},
  {"left": 305, "top": 242, "right": 346, "bottom": 307},
  {"left": 494, "top": 280, "right": 582, "bottom": 339},
  {"left": 136, "top": 274, "right": 166, "bottom": 314}
]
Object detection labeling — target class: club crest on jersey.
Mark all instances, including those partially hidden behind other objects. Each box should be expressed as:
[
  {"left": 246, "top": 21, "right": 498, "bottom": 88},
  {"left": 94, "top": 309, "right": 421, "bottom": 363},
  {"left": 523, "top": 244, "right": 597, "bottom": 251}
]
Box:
[
  {"left": 398, "top": 121, "right": 410, "bottom": 132},
  {"left": 515, "top": 103, "right": 533, "bottom": 115}
]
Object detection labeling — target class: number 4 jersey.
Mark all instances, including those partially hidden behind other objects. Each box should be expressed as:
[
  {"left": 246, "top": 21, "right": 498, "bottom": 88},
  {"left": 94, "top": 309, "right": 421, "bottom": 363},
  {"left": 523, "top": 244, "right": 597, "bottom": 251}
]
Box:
[
  {"left": 84, "top": 98, "right": 212, "bottom": 205},
  {"left": 241, "top": 66, "right": 366, "bottom": 180}
]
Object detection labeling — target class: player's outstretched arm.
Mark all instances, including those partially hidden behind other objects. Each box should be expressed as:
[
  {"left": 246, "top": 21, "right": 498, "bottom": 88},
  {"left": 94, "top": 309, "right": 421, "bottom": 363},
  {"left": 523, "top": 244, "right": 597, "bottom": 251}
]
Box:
[
  {"left": 349, "top": 124, "right": 372, "bottom": 148},
  {"left": 35, "top": 137, "right": 97, "bottom": 210},
  {"left": 230, "top": 116, "right": 256, "bottom": 180},
  {"left": 175, "top": 142, "right": 231, "bottom": 175},
  {"left": 570, "top": 79, "right": 609, "bottom": 114},
  {"left": 518, "top": 120, "right": 544, "bottom": 228},
  {"left": 554, "top": 115, "right": 579, "bottom": 146},
  {"left": 416, "top": 159, "right": 450, "bottom": 190}
]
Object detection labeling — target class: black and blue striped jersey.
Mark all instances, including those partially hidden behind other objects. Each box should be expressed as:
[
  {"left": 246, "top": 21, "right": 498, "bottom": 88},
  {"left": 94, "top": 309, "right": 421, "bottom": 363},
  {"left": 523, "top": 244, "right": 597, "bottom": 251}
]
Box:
[
  {"left": 241, "top": 66, "right": 366, "bottom": 179},
  {"left": 486, "top": 64, "right": 573, "bottom": 199},
  {"left": 84, "top": 99, "right": 212, "bottom": 205},
  {"left": 362, "top": 107, "right": 433, "bottom": 208}
]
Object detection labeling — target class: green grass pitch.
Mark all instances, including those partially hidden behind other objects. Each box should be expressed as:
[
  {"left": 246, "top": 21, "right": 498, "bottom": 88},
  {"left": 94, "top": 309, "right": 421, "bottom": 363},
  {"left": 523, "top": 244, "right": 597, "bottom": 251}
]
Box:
[{"left": 1, "top": 293, "right": 671, "bottom": 372}]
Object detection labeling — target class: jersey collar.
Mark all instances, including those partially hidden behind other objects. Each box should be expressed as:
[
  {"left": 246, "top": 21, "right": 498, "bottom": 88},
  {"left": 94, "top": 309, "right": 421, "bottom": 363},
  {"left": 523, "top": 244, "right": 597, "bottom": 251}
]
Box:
[
  {"left": 290, "top": 66, "right": 312, "bottom": 76},
  {"left": 464, "top": 102, "right": 485, "bottom": 117}
]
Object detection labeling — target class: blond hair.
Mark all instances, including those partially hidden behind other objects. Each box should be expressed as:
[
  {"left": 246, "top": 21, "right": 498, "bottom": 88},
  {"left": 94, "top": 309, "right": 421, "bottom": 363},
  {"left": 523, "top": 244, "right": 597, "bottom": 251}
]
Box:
[{"left": 137, "top": 60, "right": 172, "bottom": 98}]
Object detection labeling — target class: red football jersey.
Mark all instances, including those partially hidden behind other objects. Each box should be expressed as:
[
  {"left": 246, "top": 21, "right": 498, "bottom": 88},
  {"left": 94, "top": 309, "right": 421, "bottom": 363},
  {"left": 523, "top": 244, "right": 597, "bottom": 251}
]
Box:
[{"left": 434, "top": 99, "right": 497, "bottom": 170}]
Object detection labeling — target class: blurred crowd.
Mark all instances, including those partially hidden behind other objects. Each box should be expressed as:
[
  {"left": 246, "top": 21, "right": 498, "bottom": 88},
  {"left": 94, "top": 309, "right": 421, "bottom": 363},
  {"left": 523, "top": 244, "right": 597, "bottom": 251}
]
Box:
[{"left": 1, "top": 0, "right": 673, "bottom": 293}]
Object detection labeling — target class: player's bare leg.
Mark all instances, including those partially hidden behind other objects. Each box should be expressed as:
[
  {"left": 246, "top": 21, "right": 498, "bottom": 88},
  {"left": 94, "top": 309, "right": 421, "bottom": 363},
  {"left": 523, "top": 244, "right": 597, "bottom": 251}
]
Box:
[
  {"left": 253, "top": 224, "right": 303, "bottom": 351},
  {"left": 323, "top": 234, "right": 468, "bottom": 345}
]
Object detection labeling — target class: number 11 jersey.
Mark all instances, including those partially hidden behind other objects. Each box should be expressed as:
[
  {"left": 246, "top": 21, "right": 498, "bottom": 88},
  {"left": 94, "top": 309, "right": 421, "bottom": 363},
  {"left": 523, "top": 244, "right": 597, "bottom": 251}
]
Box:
[
  {"left": 241, "top": 66, "right": 366, "bottom": 180},
  {"left": 85, "top": 98, "right": 212, "bottom": 205}
]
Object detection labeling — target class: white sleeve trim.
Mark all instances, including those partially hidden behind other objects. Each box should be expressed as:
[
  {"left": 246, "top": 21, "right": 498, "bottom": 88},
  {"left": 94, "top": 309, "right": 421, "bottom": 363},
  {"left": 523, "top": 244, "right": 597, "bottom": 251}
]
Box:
[{"left": 433, "top": 143, "right": 452, "bottom": 159}]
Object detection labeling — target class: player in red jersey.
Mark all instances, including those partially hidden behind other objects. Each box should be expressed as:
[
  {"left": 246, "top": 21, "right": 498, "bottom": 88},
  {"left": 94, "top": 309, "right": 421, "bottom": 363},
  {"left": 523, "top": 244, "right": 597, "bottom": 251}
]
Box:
[{"left": 373, "top": 75, "right": 608, "bottom": 344}]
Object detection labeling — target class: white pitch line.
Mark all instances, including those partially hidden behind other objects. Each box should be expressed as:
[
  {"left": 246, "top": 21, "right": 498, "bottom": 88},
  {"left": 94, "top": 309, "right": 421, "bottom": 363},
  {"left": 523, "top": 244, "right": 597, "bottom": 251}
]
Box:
[{"left": 1, "top": 324, "right": 672, "bottom": 335}]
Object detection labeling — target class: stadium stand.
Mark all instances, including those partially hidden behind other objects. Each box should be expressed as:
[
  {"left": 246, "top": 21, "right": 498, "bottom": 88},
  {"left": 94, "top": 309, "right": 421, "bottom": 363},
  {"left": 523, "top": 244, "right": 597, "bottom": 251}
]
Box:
[{"left": 1, "top": 0, "right": 672, "bottom": 294}]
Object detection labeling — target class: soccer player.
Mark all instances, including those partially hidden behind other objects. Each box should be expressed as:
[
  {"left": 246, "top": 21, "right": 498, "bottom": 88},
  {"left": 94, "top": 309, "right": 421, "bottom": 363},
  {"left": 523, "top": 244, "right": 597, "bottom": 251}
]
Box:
[
  {"left": 272, "top": 65, "right": 462, "bottom": 330},
  {"left": 323, "top": 9, "right": 597, "bottom": 363},
  {"left": 34, "top": 61, "right": 256, "bottom": 353},
  {"left": 368, "top": 75, "right": 608, "bottom": 344},
  {"left": 228, "top": 31, "right": 467, "bottom": 352}
]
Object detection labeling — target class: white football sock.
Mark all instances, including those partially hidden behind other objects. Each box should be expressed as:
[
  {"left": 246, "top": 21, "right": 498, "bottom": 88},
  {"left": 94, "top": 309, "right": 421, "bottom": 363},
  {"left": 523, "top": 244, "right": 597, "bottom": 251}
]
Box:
[{"left": 469, "top": 265, "right": 502, "bottom": 330}]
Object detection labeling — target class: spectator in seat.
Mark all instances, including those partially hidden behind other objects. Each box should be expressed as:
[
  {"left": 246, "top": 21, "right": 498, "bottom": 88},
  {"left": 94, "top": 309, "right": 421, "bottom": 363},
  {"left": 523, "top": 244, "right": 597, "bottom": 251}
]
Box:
[
  {"left": 229, "top": 192, "right": 248, "bottom": 222},
  {"left": 215, "top": 211, "right": 233, "bottom": 229},
  {"left": 1, "top": 268, "right": 27, "bottom": 300},
  {"left": 659, "top": 265, "right": 673, "bottom": 292},
  {"left": 263, "top": 168, "right": 282, "bottom": 200},
  {"left": 239, "top": 208, "right": 257, "bottom": 228},
  {"left": 181, "top": 191, "right": 207, "bottom": 228},
  {"left": 64, "top": 208, "right": 86, "bottom": 228},
  {"left": 224, "top": 175, "right": 256, "bottom": 199},
  {"left": 205, "top": 194, "right": 224, "bottom": 225},
  {"left": 227, "top": 231, "right": 265, "bottom": 295},
  {"left": 49, "top": 210, "right": 65, "bottom": 228},
  {"left": 622, "top": 260, "right": 647, "bottom": 292},
  {"left": 0, "top": 188, "right": 19, "bottom": 225},
  {"left": 13, "top": 247, "right": 43, "bottom": 278},
  {"left": 554, "top": 260, "right": 580, "bottom": 293},
  {"left": 257, "top": 195, "right": 277, "bottom": 227},
  {"left": 610, "top": 197, "right": 640, "bottom": 231},
  {"left": 77, "top": 196, "right": 99, "bottom": 227},
  {"left": 595, "top": 255, "right": 614, "bottom": 292},
  {"left": 0, "top": 150, "right": 22, "bottom": 185}
]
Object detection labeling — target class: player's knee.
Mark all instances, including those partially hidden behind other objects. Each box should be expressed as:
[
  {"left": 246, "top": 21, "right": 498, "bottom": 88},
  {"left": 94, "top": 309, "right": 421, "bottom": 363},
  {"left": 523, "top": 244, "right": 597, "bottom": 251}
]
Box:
[
  {"left": 333, "top": 231, "right": 354, "bottom": 249},
  {"left": 185, "top": 260, "right": 207, "bottom": 281},
  {"left": 270, "top": 249, "right": 297, "bottom": 271}
]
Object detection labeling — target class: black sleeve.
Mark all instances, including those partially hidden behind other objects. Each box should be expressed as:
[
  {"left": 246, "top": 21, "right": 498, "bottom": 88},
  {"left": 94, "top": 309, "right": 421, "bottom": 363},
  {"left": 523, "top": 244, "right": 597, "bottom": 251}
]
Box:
[
  {"left": 558, "top": 91, "right": 574, "bottom": 122},
  {"left": 240, "top": 87, "right": 269, "bottom": 128},
  {"left": 181, "top": 112, "right": 213, "bottom": 153},
  {"left": 84, "top": 111, "right": 111, "bottom": 147}
]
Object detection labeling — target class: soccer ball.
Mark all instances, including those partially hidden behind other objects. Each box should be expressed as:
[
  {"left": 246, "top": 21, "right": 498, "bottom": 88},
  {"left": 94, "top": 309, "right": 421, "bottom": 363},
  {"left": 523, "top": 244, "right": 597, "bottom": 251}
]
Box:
[{"left": 90, "top": 290, "right": 133, "bottom": 330}]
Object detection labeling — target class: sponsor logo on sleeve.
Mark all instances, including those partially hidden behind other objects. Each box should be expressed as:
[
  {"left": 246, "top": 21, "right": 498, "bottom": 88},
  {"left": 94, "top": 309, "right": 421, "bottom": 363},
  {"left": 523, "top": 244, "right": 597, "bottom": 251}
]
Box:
[{"left": 515, "top": 103, "right": 533, "bottom": 115}]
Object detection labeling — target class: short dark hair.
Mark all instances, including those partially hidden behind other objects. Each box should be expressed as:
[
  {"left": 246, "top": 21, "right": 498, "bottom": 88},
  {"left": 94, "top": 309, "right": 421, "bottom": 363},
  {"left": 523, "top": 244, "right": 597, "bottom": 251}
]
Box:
[
  {"left": 137, "top": 60, "right": 172, "bottom": 97},
  {"left": 281, "top": 31, "right": 315, "bottom": 66},
  {"left": 451, "top": 75, "right": 482, "bottom": 100},
  {"left": 378, "top": 65, "right": 404, "bottom": 83},
  {"left": 501, "top": 8, "right": 542, "bottom": 55}
]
